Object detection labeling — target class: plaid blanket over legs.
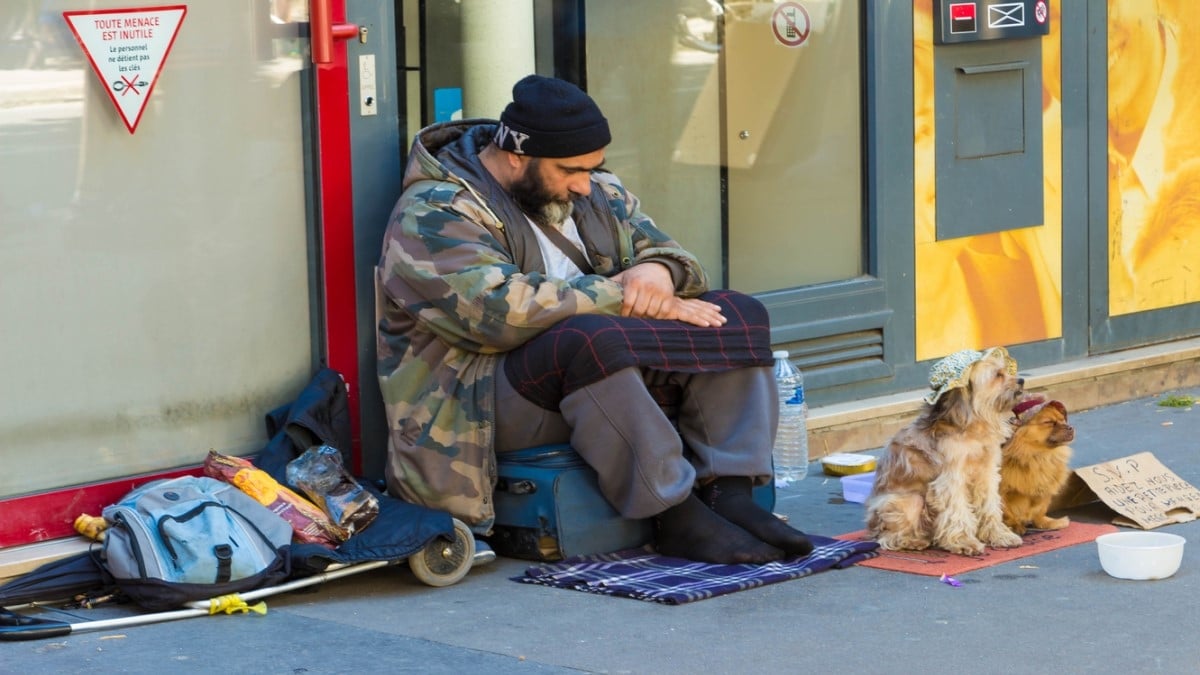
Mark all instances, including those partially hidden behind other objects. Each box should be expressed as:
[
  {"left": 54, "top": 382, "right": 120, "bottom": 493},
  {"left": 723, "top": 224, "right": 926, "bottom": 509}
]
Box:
[
  {"left": 514, "top": 535, "right": 879, "bottom": 604},
  {"left": 503, "top": 289, "right": 774, "bottom": 409}
]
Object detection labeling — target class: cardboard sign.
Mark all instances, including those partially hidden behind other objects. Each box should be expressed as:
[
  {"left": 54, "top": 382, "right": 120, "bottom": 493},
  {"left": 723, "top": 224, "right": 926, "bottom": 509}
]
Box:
[{"left": 1051, "top": 452, "right": 1200, "bottom": 529}]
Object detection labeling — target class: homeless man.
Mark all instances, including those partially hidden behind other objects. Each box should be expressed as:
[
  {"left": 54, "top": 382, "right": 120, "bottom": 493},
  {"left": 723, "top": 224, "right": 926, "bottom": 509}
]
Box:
[{"left": 375, "top": 75, "right": 812, "bottom": 564}]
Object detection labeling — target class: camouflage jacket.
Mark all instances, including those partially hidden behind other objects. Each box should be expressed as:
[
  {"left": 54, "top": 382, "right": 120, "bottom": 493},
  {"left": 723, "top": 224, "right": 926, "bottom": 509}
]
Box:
[{"left": 376, "top": 120, "right": 709, "bottom": 532}]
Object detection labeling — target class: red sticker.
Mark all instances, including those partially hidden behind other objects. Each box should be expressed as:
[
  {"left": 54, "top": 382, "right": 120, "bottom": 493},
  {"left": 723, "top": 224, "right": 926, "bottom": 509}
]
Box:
[{"left": 949, "top": 2, "right": 978, "bottom": 34}]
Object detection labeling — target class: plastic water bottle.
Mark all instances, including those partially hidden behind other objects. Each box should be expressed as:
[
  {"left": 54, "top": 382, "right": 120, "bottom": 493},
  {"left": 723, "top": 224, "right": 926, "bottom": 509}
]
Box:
[{"left": 772, "top": 350, "right": 809, "bottom": 486}]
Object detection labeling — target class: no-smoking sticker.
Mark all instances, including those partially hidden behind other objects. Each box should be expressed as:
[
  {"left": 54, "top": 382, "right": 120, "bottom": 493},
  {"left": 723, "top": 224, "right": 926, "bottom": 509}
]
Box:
[
  {"left": 772, "top": 2, "right": 811, "bottom": 48},
  {"left": 1035, "top": 0, "right": 1048, "bottom": 24}
]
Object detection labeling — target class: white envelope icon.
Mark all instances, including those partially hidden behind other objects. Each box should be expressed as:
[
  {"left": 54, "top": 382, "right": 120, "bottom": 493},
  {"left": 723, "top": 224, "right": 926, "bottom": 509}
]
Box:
[{"left": 988, "top": 3, "right": 1025, "bottom": 28}]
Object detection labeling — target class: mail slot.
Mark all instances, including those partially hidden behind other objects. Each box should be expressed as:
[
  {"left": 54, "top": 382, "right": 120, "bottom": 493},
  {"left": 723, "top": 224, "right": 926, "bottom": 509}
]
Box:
[{"left": 932, "top": 3, "right": 1047, "bottom": 240}]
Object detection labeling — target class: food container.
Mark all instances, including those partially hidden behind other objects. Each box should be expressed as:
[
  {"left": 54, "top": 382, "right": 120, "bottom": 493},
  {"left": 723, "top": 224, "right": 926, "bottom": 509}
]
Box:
[
  {"left": 1095, "top": 531, "right": 1186, "bottom": 580},
  {"left": 821, "top": 453, "right": 878, "bottom": 476},
  {"left": 840, "top": 471, "right": 876, "bottom": 504}
]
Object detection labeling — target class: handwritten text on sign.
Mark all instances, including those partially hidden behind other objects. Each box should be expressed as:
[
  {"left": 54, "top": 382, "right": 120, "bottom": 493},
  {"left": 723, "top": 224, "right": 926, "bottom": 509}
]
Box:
[{"left": 1076, "top": 452, "right": 1200, "bottom": 529}]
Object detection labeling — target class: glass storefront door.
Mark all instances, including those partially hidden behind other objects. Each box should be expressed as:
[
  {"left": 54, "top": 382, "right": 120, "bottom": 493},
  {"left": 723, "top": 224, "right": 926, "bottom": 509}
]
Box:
[
  {"left": 585, "top": 0, "right": 863, "bottom": 293},
  {"left": 0, "top": 1, "right": 316, "bottom": 499}
]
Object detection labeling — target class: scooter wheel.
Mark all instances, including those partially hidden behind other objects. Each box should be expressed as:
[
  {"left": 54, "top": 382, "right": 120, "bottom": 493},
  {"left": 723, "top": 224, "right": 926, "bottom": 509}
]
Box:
[{"left": 409, "top": 518, "right": 475, "bottom": 587}]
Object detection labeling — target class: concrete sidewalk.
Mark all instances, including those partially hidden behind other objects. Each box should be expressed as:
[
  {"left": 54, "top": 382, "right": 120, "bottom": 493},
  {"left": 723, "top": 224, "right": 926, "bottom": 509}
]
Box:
[{"left": 5, "top": 387, "right": 1200, "bottom": 674}]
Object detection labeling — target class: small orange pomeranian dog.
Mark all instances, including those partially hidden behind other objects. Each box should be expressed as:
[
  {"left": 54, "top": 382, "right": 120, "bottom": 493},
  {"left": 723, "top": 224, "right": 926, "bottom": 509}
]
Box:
[{"left": 999, "top": 397, "right": 1074, "bottom": 535}]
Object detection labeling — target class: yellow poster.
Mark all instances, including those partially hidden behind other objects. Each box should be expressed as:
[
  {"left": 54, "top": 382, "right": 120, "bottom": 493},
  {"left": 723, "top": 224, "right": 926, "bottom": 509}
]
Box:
[{"left": 1108, "top": 1, "right": 1200, "bottom": 315}]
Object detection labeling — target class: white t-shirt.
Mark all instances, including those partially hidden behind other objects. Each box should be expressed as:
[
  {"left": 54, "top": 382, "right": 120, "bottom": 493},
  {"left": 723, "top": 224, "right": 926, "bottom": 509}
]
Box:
[{"left": 528, "top": 214, "right": 591, "bottom": 281}]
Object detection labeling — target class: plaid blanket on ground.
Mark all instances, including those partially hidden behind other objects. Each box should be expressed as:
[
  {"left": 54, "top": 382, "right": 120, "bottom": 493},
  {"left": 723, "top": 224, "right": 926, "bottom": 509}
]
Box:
[
  {"left": 514, "top": 535, "right": 879, "bottom": 604},
  {"left": 503, "top": 289, "right": 774, "bottom": 410}
]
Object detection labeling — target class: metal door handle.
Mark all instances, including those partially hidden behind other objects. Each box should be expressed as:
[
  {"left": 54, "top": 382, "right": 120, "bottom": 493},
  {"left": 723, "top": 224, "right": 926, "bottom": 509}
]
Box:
[
  {"left": 957, "top": 61, "right": 1029, "bottom": 75},
  {"left": 311, "top": 0, "right": 360, "bottom": 64}
]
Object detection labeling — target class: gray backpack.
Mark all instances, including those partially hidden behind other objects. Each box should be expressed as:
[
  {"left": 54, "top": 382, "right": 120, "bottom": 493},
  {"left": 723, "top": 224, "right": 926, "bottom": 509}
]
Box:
[{"left": 101, "top": 476, "right": 292, "bottom": 610}]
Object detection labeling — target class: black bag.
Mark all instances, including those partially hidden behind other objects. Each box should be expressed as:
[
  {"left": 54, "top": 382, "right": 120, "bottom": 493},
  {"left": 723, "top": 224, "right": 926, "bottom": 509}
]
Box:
[{"left": 101, "top": 476, "right": 292, "bottom": 610}]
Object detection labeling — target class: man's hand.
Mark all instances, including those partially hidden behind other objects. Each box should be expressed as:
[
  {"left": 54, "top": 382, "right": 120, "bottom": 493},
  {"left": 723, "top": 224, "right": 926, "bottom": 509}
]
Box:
[
  {"left": 612, "top": 262, "right": 675, "bottom": 318},
  {"left": 611, "top": 263, "right": 725, "bottom": 327},
  {"left": 655, "top": 296, "right": 727, "bottom": 327}
]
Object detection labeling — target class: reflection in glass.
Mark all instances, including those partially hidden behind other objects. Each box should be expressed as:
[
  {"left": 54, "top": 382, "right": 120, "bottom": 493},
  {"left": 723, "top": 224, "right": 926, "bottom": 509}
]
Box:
[{"left": 0, "top": 1, "right": 313, "bottom": 497}]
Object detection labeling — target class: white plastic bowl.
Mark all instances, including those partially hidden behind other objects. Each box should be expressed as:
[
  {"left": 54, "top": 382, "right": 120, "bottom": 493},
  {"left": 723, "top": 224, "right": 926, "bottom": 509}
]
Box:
[
  {"left": 1095, "top": 531, "right": 1186, "bottom": 580},
  {"left": 840, "top": 471, "right": 876, "bottom": 504}
]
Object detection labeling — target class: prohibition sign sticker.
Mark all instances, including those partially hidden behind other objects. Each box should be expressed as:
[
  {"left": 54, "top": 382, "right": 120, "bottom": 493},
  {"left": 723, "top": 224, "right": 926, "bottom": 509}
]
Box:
[
  {"left": 1034, "top": 0, "right": 1048, "bottom": 24},
  {"left": 772, "top": 2, "right": 811, "bottom": 48},
  {"left": 63, "top": 5, "right": 187, "bottom": 134}
]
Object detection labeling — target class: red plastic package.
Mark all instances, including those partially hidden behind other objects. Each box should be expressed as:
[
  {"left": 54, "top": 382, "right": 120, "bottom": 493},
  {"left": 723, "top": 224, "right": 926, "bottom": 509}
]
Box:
[{"left": 203, "top": 450, "right": 347, "bottom": 547}]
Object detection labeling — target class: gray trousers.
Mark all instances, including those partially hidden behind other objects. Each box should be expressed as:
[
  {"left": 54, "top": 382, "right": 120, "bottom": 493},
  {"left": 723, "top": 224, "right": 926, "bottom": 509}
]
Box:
[{"left": 495, "top": 362, "right": 777, "bottom": 519}]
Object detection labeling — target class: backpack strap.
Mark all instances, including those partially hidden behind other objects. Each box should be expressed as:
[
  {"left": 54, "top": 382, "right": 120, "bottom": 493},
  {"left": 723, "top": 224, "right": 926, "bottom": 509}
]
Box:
[
  {"left": 534, "top": 222, "right": 595, "bottom": 275},
  {"left": 214, "top": 544, "right": 233, "bottom": 583}
]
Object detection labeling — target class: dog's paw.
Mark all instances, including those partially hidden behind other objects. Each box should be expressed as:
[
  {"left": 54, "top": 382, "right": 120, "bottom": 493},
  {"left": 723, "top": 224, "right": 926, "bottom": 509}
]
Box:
[
  {"left": 941, "top": 537, "right": 986, "bottom": 556},
  {"left": 985, "top": 529, "right": 1024, "bottom": 549},
  {"left": 876, "top": 535, "right": 931, "bottom": 551}
]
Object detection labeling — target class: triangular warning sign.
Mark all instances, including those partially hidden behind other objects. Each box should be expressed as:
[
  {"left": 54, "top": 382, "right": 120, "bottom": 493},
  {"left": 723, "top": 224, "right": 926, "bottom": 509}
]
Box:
[{"left": 63, "top": 6, "right": 187, "bottom": 134}]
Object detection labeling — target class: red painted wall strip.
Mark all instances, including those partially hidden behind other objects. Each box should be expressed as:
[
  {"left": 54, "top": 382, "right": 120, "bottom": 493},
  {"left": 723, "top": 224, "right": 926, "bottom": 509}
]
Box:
[{"left": 0, "top": 467, "right": 200, "bottom": 548}]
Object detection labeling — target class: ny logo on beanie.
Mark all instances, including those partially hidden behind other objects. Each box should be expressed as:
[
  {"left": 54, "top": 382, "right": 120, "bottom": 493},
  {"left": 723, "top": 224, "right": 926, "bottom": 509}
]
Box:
[{"left": 494, "top": 122, "right": 531, "bottom": 154}]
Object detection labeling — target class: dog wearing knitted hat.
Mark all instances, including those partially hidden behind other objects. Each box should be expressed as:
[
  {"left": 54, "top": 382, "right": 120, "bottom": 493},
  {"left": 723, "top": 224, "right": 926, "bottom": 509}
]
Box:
[
  {"left": 999, "top": 396, "right": 1074, "bottom": 535},
  {"left": 865, "top": 347, "right": 1026, "bottom": 555}
]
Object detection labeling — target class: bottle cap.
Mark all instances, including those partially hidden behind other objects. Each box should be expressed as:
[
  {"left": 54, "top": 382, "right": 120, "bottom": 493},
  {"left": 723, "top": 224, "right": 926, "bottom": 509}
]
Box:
[{"left": 772, "top": 350, "right": 789, "bottom": 359}]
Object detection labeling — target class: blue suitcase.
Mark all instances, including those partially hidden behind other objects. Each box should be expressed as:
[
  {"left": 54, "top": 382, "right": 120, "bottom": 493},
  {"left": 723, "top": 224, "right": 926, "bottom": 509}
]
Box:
[{"left": 488, "top": 443, "right": 776, "bottom": 561}]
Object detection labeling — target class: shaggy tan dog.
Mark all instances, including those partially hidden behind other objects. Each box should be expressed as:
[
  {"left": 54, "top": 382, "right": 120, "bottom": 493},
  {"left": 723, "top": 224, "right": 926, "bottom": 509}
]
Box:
[
  {"left": 865, "top": 347, "right": 1026, "bottom": 555},
  {"left": 1000, "top": 397, "right": 1074, "bottom": 535}
]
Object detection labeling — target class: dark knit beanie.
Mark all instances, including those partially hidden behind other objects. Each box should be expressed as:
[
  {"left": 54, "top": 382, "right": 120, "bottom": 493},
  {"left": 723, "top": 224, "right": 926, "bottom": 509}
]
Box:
[{"left": 494, "top": 75, "right": 611, "bottom": 157}]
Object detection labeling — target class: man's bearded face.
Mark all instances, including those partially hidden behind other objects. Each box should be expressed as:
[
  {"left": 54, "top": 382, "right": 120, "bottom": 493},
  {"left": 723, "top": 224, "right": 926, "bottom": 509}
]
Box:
[{"left": 511, "top": 158, "right": 573, "bottom": 228}]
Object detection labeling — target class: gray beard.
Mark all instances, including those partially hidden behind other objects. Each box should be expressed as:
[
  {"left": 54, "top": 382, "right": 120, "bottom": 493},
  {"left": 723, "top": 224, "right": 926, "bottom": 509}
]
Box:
[{"left": 530, "top": 200, "right": 573, "bottom": 229}]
